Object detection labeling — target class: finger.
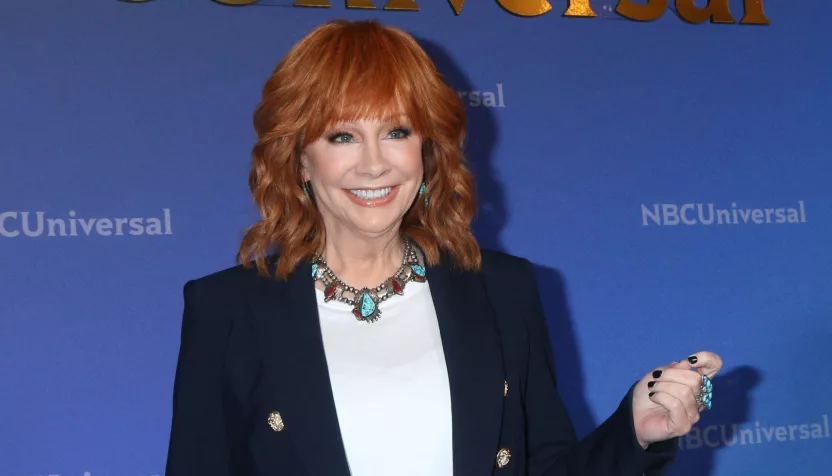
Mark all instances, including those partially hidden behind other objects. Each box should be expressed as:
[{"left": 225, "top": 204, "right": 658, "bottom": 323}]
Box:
[
  {"left": 648, "top": 381, "right": 701, "bottom": 424},
  {"left": 649, "top": 390, "right": 694, "bottom": 435},
  {"left": 668, "top": 360, "right": 695, "bottom": 371},
  {"left": 685, "top": 351, "right": 723, "bottom": 378},
  {"left": 651, "top": 368, "right": 702, "bottom": 390},
  {"left": 649, "top": 368, "right": 708, "bottom": 415}
]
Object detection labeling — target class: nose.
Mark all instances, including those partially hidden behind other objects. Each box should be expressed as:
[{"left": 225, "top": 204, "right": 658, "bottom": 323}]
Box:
[{"left": 355, "top": 139, "right": 390, "bottom": 179}]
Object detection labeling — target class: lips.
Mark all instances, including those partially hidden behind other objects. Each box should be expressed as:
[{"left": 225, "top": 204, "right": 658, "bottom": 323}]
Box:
[{"left": 344, "top": 185, "right": 399, "bottom": 207}]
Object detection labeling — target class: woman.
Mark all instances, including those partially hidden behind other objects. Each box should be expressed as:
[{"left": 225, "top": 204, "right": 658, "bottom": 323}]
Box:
[{"left": 165, "top": 19, "right": 721, "bottom": 476}]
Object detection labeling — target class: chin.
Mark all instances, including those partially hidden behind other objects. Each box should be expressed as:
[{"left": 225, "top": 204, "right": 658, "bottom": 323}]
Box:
[{"left": 346, "top": 210, "right": 405, "bottom": 236}]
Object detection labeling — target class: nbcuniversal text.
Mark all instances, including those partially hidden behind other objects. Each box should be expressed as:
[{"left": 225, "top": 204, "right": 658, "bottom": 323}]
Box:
[
  {"left": 0, "top": 209, "right": 172, "bottom": 238},
  {"left": 679, "top": 414, "right": 831, "bottom": 450},
  {"left": 641, "top": 201, "right": 807, "bottom": 227}
]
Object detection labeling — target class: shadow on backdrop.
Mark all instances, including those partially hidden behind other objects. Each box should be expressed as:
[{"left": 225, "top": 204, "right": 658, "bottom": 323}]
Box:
[
  {"left": 668, "top": 365, "right": 761, "bottom": 476},
  {"left": 416, "top": 38, "right": 505, "bottom": 251},
  {"left": 534, "top": 265, "right": 598, "bottom": 438},
  {"left": 419, "top": 37, "right": 598, "bottom": 444}
]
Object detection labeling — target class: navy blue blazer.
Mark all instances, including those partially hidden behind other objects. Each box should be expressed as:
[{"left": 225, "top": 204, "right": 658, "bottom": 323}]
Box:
[{"left": 165, "top": 250, "right": 676, "bottom": 475}]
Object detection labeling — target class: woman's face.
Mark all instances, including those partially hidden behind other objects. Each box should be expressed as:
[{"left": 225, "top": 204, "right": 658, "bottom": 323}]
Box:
[{"left": 301, "top": 118, "right": 424, "bottom": 241}]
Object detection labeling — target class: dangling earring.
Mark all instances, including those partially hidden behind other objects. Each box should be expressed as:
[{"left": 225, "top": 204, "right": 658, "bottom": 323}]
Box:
[
  {"left": 418, "top": 181, "right": 428, "bottom": 206},
  {"left": 302, "top": 180, "right": 312, "bottom": 199}
]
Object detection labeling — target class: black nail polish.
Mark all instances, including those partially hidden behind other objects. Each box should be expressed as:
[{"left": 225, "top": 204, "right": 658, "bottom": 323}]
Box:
[
  {"left": 688, "top": 355, "right": 699, "bottom": 364},
  {"left": 649, "top": 392, "right": 655, "bottom": 397},
  {"left": 652, "top": 370, "right": 663, "bottom": 379},
  {"left": 648, "top": 381, "right": 656, "bottom": 388}
]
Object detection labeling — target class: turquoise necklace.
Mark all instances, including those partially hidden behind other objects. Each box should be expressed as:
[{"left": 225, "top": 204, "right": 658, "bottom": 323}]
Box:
[{"left": 311, "top": 237, "right": 427, "bottom": 323}]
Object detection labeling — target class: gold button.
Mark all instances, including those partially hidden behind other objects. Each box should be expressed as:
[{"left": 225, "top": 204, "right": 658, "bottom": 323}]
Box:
[
  {"left": 504, "top": 380, "right": 508, "bottom": 397},
  {"left": 496, "top": 448, "right": 511, "bottom": 468},
  {"left": 267, "top": 411, "right": 285, "bottom": 432}
]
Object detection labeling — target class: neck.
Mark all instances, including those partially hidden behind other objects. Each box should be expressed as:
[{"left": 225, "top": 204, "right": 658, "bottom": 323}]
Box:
[{"left": 321, "top": 229, "right": 405, "bottom": 289}]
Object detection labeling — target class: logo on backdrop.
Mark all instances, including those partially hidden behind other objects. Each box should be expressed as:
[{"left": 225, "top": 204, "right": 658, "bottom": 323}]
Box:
[
  {"left": 125, "top": 0, "right": 771, "bottom": 25},
  {"left": 641, "top": 201, "right": 807, "bottom": 227},
  {"left": 456, "top": 84, "right": 506, "bottom": 108},
  {"left": 679, "top": 414, "right": 831, "bottom": 451},
  {"left": 0, "top": 209, "right": 173, "bottom": 238},
  {"left": 197, "top": 0, "right": 772, "bottom": 25}
]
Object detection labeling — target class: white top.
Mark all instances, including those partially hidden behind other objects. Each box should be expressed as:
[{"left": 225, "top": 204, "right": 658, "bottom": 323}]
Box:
[{"left": 316, "top": 281, "right": 454, "bottom": 476}]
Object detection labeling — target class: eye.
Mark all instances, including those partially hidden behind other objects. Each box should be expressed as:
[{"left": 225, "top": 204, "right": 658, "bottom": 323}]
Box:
[
  {"left": 327, "top": 131, "right": 354, "bottom": 144},
  {"left": 387, "top": 127, "right": 412, "bottom": 140}
]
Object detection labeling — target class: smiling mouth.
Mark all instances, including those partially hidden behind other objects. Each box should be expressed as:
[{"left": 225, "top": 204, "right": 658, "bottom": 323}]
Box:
[{"left": 348, "top": 186, "right": 394, "bottom": 200}]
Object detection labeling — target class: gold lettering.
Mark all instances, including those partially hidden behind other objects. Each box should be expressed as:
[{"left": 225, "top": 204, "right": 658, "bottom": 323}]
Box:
[
  {"left": 616, "top": 0, "right": 667, "bottom": 21},
  {"left": 257, "top": 0, "right": 771, "bottom": 25},
  {"left": 348, "top": 0, "right": 377, "bottom": 7},
  {"left": 293, "top": 0, "right": 330, "bottom": 6},
  {"left": 448, "top": 0, "right": 465, "bottom": 15},
  {"left": 741, "top": 0, "right": 770, "bottom": 25},
  {"left": 384, "top": 0, "right": 419, "bottom": 10},
  {"left": 676, "top": 0, "right": 735, "bottom": 24},
  {"left": 563, "top": 0, "right": 597, "bottom": 18},
  {"left": 497, "top": 0, "right": 552, "bottom": 17}
]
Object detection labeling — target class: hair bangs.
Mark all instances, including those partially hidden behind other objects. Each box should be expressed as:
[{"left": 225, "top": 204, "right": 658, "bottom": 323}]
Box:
[{"left": 299, "top": 22, "right": 435, "bottom": 147}]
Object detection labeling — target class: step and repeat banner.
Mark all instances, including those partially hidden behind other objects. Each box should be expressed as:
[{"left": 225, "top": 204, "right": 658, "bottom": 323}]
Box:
[{"left": 2, "top": 1, "right": 830, "bottom": 475}]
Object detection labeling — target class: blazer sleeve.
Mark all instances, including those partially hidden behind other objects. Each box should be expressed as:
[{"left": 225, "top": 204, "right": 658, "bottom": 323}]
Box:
[
  {"left": 519, "top": 259, "right": 677, "bottom": 476},
  {"left": 165, "top": 280, "right": 234, "bottom": 476}
]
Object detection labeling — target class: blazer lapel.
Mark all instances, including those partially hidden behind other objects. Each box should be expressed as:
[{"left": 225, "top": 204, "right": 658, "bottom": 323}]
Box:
[
  {"left": 249, "top": 260, "right": 352, "bottom": 476},
  {"left": 427, "top": 258, "right": 506, "bottom": 476}
]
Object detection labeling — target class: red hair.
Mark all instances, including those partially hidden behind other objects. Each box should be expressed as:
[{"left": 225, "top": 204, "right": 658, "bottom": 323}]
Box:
[{"left": 238, "top": 19, "right": 480, "bottom": 279}]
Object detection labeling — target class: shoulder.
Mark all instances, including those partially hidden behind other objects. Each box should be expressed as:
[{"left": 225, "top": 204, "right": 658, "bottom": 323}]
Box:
[
  {"left": 185, "top": 261, "right": 262, "bottom": 295},
  {"left": 181, "top": 258, "right": 276, "bottom": 315},
  {"left": 478, "top": 249, "right": 540, "bottom": 311},
  {"left": 480, "top": 249, "right": 535, "bottom": 279},
  {"left": 478, "top": 250, "right": 548, "bottom": 351}
]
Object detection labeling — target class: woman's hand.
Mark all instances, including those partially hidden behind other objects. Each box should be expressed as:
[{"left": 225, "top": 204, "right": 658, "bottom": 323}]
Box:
[{"left": 631, "top": 351, "right": 723, "bottom": 448}]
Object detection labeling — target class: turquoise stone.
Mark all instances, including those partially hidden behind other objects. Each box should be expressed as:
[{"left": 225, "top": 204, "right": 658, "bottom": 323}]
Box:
[
  {"left": 360, "top": 293, "right": 376, "bottom": 317},
  {"left": 411, "top": 264, "right": 426, "bottom": 277},
  {"left": 311, "top": 263, "right": 318, "bottom": 278}
]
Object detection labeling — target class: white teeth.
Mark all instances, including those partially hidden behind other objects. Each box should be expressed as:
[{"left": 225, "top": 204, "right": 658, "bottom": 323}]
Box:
[{"left": 350, "top": 187, "right": 392, "bottom": 200}]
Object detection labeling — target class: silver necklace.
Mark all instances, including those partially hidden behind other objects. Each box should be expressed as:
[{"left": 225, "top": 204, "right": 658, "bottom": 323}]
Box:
[{"left": 310, "top": 238, "right": 426, "bottom": 323}]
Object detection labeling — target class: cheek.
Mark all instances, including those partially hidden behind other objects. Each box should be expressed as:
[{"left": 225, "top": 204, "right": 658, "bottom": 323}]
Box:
[
  {"left": 306, "top": 152, "right": 351, "bottom": 185},
  {"left": 398, "top": 143, "right": 424, "bottom": 177}
]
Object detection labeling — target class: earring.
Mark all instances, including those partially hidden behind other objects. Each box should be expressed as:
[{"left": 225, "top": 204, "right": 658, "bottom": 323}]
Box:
[
  {"left": 302, "top": 180, "right": 311, "bottom": 199},
  {"left": 418, "top": 181, "right": 428, "bottom": 206}
]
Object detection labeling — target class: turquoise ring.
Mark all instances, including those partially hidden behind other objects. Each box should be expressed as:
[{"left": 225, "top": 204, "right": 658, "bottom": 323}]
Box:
[{"left": 696, "top": 375, "right": 713, "bottom": 410}]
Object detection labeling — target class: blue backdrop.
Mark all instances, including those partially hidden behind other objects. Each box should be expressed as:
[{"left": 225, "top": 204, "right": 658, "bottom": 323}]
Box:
[{"left": 2, "top": 1, "right": 830, "bottom": 475}]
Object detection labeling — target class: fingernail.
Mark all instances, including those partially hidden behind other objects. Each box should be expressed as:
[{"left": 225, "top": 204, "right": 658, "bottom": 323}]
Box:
[
  {"left": 652, "top": 370, "right": 663, "bottom": 379},
  {"left": 648, "top": 381, "right": 656, "bottom": 388},
  {"left": 688, "top": 355, "right": 698, "bottom": 364},
  {"left": 649, "top": 392, "right": 655, "bottom": 397}
]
